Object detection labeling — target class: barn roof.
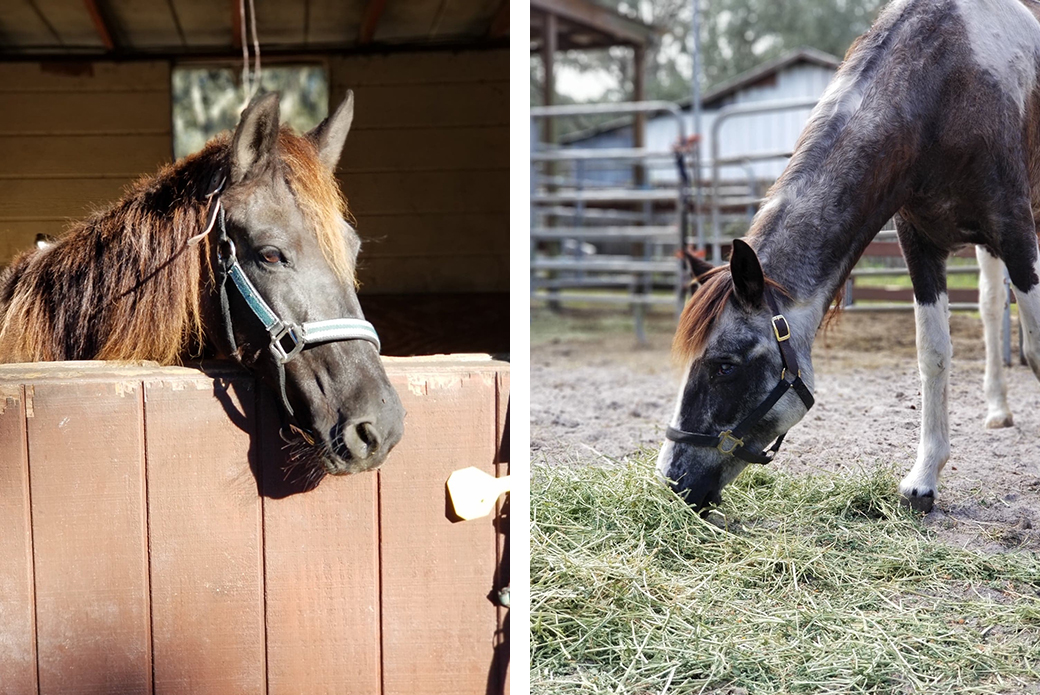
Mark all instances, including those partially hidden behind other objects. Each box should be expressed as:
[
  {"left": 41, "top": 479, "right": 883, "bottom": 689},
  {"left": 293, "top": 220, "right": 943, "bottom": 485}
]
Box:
[
  {"left": 690, "top": 46, "right": 840, "bottom": 109},
  {"left": 0, "top": 0, "right": 507, "bottom": 58},
  {"left": 530, "top": 0, "right": 658, "bottom": 51},
  {"left": 559, "top": 47, "right": 841, "bottom": 144}
]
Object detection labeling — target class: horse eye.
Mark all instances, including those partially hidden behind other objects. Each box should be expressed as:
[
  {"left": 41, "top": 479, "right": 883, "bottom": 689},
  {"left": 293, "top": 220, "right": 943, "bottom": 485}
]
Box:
[
  {"left": 259, "top": 247, "right": 284, "bottom": 265},
  {"left": 716, "top": 363, "right": 736, "bottom": 377}
]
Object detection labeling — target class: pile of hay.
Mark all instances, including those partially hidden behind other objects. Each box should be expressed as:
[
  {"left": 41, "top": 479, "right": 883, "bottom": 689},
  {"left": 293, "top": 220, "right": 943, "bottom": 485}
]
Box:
[{"left": 531, "top": 460, "right": 1040, "bottom": 694}]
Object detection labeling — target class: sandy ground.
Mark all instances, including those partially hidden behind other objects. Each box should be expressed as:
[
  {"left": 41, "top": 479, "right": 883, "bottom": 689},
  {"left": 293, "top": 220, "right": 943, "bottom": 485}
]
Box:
[{"left": 532, "top": 310, "right": 1040, "bottom": 553}]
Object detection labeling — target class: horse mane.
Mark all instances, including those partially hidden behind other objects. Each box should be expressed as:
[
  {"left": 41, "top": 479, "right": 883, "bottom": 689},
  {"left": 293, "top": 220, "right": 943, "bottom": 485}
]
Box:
[
  {"left": 672, "top": 266, "right": 789, "bottom": 363},
  {"left": 0, "top": 127, "right": 354, "bottom": 364}
]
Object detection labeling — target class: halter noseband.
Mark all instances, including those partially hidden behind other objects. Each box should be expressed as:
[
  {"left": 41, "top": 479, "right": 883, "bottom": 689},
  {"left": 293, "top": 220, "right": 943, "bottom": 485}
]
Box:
[
  {"left": 195, "top": 177, "right": 381, "bottom": 419},
  {"left": 665, "top": 292, "right": 815, "bottom": 465}
]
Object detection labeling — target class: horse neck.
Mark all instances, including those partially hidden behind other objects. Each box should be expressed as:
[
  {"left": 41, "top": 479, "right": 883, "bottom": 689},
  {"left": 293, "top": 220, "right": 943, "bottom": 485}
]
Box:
[{"left": 751, "top": 93, "right": 912, "bottom": 335}]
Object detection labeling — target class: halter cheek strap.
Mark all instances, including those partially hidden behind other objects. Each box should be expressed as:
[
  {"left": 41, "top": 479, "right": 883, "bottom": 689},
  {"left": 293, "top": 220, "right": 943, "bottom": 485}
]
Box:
[
  {"left": 199, "top": 190, "right": 381, "bottom": 420},
  {"left": 665, "top": 292, "right": 814, "bottom": 465}
]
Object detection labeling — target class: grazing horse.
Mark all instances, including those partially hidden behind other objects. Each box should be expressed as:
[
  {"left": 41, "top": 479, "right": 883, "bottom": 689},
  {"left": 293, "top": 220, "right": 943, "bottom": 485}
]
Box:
[
  {"left": 0, "top": 92, "right": 405, "bottom": 480},
  {"left": 657, "top": 0, "right": 1040, "bottom": 513}
]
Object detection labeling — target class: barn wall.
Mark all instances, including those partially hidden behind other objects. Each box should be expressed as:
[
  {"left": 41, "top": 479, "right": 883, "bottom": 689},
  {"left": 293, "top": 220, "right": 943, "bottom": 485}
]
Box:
[
  {"left": 0, "top": 49, "right": 509, "bottom": 296},
  {"left": 329, "top": 49, "right": 509, "bottom": 294},
  {"left": 0, "top": 357, "right": 509, "bottom": 695},
  {"left": 0, "top": 61, "right": 172, "bottom": 264}
]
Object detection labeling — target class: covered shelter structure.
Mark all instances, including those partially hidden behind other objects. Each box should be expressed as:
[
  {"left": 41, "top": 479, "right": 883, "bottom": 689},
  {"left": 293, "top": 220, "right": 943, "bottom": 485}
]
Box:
[{"left": 529, "top": 0, "right": 657, "bottom": 148}]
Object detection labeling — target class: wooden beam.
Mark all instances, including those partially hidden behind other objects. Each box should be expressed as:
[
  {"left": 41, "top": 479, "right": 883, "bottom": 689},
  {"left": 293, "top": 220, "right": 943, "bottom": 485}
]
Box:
[
  {"left": 487, "top": 0, "right": 508, "bottom": 38},
  {"left": 632, "top": 46, "right": 646, "bottom": 186},
  {"left": 82, "top": 0, "right": 116, "bottom": 51},
  {"left": 542, "top": 11, "right": 556, "bottom": 147},
  {"left": 231, "top": 0, "right": 242, "bottom": 50},
  {"left": 358, "top": 0, "right": 387, "bottom": 45},
  {"left": 529, "top": 0, "right": 656, "bottom": 47}
]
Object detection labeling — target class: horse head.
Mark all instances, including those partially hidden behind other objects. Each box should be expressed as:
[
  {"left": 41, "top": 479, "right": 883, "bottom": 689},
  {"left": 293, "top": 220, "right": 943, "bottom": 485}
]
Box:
[
  {"left": 657, "top": 240, "right": 816, "bottom": 511},
  {"left": 209, "top": 92, "right": 404, "bottom": 477}
]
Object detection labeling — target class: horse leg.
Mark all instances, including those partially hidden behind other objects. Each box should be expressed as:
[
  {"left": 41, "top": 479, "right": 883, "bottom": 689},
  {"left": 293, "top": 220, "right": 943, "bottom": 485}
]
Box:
[
  {"left": 897, "top": 218, "right": 951, "bottom": 513},
  {"left": 1005, "top": 232, "right": 1040, "bottom": 381},
  {"left": 975, "top": 246, "right": 1014, "bottom": 428}
]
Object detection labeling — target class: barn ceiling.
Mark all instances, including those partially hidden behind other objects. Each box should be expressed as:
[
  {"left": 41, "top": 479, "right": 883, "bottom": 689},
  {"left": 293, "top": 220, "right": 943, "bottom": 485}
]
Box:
[{"left": 0, "top": 0, "right": 508, "bottom": 56}]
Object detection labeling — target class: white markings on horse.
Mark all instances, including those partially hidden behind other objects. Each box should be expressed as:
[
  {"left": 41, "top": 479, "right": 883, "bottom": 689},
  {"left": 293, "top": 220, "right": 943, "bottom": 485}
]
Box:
[
  {"left": 899, "top": 294, "right": 952, "bottom": 509},
  {"left": 956, "top": 0, "right": 1040, "bottom": 116},
  {"left": 975, "top": 246, "right": 1014, "bottom": 428}
]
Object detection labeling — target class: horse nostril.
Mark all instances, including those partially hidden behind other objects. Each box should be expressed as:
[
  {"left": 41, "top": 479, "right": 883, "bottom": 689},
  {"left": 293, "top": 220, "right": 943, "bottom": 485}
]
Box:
[
  {"left": 331, "top": 419, "right": 382, "bottom": 463},
  {"left": 355, "top": 421, "right": 379, "bottom": 455}
]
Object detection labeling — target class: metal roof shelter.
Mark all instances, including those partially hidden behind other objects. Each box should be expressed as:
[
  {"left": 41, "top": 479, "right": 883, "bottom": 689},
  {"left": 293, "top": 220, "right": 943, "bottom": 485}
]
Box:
[
  {"left": 0, "top": 0, "right": 508, "bottom": 57},
  {"left": 530, "top": 0, "right": 657, "bottom": 147}
]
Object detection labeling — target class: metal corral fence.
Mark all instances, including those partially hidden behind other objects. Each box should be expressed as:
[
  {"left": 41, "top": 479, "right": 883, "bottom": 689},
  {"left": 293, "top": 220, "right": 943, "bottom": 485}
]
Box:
[
  {"left": 531, "top": 97, "right": 1023, "bottom": 361},
  {"left": 530, "top": 102, "right": 689, "bottom": 342},
  {"left": 0, "top": 357, "right": 509, "bottom": 695}
]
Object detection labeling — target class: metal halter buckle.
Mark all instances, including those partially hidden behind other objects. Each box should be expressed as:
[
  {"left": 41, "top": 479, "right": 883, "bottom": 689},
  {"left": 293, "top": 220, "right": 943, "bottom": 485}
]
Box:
[
  {"left": 271, "top": 324, "right": 305, "bottom": 363},
  {"left": 717, "top": 430, "right": 744, "bottom": 455},
  {"left": 771, "top": 314, "right": 791, "bottom": 342}
]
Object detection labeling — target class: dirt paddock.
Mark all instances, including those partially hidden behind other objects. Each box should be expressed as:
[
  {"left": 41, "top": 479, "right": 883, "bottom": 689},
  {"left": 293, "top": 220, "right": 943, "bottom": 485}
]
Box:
[{"left": 532, "top": 309, "right": 1040, "bottom": 553}]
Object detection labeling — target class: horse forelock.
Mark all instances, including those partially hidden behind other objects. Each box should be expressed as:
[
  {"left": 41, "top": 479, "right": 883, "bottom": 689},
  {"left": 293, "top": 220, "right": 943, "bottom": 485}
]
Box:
[
  {"left": 673, "top": 267, "right": 791, "bottom": 363},
  {"left": 277, "top": 129, "right": 356, "bottom": 286},
  {"left": 673, "top": 268, "right": 735, "bottom": 363}
]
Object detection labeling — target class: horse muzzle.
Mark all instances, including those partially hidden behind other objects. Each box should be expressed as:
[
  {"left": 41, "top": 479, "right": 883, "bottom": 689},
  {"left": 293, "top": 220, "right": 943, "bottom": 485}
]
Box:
[{"left": 320, "top": 389, "right": 405, "bottom": 475}]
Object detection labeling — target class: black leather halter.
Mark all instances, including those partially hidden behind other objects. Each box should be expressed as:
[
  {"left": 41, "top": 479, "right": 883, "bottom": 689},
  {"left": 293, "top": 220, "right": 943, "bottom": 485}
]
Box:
[{"left": 665, "top": 292, "right": 815, "bottom": 465}]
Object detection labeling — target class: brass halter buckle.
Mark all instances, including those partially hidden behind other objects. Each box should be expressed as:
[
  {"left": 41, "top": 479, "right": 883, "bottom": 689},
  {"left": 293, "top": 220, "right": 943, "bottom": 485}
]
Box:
[
  {"left": 717, "top": 430, "right": 744, "bottom": 455},
  {"left": 771, "top": 314, "right": 791, "bottom": 342}
]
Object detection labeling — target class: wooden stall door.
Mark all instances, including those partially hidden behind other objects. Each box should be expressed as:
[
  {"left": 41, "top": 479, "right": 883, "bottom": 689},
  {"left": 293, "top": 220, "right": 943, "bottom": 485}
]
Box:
[{"left": 0, "top": 358, "right": 508, "bottom": 695}]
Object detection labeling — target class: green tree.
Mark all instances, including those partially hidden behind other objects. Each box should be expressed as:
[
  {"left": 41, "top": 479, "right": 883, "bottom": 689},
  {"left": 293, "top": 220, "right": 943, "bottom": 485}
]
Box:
[{"left": 534, "top": 0, "right": 886, "bottom": 105}]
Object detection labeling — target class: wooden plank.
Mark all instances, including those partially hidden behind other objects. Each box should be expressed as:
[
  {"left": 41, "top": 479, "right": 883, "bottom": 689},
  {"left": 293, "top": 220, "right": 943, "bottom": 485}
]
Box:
[
  {"left": 0, "top": 135, "right": 171, "bottom": 177},
  {"left": 357, "top": 213, "right": 509, "bottom": 256},
  {"left": 358, "top": 293, "right": 509, "bottom": 356},
  {"left": 31, "top": 0, "right": 107, "bottom": 47},
  {"left": 0, "top": 91, "right": 171, "bottom": 134},
  {"left": 307, "top": 0, "right": 364, "bottom": 44},
  {"left": 328, "top": 50, "right": 508, "bottom": 87},
  {"left": 494, "top": 370, "right": 510, "bottom": 695},
  {"left": 849, "top": 286, "right": 979, "bottom": 304},
  {"left": 331, "top": 82, "right": 508, "bottom": 130},
  {"left": 144, "top": 375, "right": 266, "bottom": 695},
  {"left": 0, "top": 178, "right": 138, "bottom": 218},
  {"left": 0, "top": 220, "right": 69, "bottom": 265},
  {"left": 340, "top": 170, "right": 507, "bottom": 216},
  {"left": 260, "top": 390, "right": 382, "bottom": 695},
  {"left": 379, "top": 365, "right": 501, "bottom": 694},
  {"left": 358, "top": 0, "right": 388, "bottom": 43},
  {"left": 357, "top": 254, "right": 508, "bottom": 293},
  {"left": 0, "top": 385, "right": 37, "bottom": 695},
  {"left": 340, "top": 127, "right": 507, "bottom": 171},
  {"left": 863, "top": 241, "right": 975, "bottom": 259},
  {"left": 486, "top": 0, "right": 508, "bottom": 37},
  {"left": 363, "top": 0, "right": 439, "bottom": 43},
  {"left": 84, "top": 0, "right": 118, "bottom": 50},
  {"left": 0, "top": 61, "right": 170, "bottom": 93},
  {"left": 27, "top": 380, "right": 151, "bottom": 695}
]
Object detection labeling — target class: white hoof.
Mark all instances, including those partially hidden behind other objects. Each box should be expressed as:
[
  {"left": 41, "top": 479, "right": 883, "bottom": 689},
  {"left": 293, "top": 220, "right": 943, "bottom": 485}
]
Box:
[{"left": 984, "top": 411, "right": 1014, "bottom": 429}]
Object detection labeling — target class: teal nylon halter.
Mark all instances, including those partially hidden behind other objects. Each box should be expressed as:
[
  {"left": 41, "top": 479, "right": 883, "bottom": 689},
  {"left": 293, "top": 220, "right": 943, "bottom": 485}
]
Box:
[{"left": 204, "top": 197, "right": 381, "bottom": 418}]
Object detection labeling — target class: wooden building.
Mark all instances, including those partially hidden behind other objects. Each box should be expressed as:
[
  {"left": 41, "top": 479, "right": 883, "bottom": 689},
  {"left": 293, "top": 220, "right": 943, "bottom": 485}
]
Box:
[{"left": 0, "top": 0, "right": 509, "bottom": 355}]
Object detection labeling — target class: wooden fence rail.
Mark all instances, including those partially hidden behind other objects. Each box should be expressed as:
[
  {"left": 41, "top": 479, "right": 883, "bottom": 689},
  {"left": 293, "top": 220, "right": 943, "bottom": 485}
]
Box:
[{"left": 0, "top": 356, "right": 509, "bottom": 695}]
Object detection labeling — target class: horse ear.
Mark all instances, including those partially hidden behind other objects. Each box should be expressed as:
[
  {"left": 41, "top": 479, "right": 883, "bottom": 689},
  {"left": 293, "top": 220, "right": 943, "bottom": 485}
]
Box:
[
  {"left": 682, "top": 249, "right": 715, "bottom": 281},
  {"left": 729, "top": 238, "right": 765, "bottom": 307},
  {"left": 307, "top": 90, "right": 354, "bottom": 171},
  {"left": 231, "top": 92, "right": 280, "bottom": 183}
]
